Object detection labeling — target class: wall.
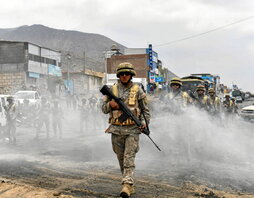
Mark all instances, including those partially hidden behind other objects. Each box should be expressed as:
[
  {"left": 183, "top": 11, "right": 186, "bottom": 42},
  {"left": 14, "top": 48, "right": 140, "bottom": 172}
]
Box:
[
  {"left": 0, "top": 42, "right": 25, "bottom": 64},
  {"left": 0, "top": 72, "right": 25, "bottom": 94},
  {"left": 67, "top": 73, "right": 103, "bottom": 95}
]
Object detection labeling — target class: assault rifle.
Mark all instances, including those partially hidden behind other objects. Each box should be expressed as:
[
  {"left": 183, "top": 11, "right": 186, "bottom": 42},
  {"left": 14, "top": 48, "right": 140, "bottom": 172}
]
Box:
[{"left": 100, "top": 85, "right": 161, "bottom": 151}]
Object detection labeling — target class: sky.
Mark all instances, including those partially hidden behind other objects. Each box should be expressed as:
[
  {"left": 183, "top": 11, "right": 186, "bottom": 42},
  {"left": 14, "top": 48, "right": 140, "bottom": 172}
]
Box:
[{"left": 1, "top": 0, "right": 254, "bottom": 92}]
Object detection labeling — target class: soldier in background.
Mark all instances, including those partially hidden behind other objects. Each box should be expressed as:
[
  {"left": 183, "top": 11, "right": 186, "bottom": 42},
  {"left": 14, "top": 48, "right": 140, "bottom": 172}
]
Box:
[
  {"left": 102, "top": 62, "right": 150, "bottom": 198},
  {"left": 193, "top": 85, "right": 210, "bottom": 111},
  {"left": 79, "top": 98, "right": 88, "bottom": 133},
  {"left": 223, "top": 94, "right": 233, "bottom": 113},
  {"left": 51, "top": 100, "right": 63, "bottom": 138},
  {"left": 208, "top": 88, "right": 221, "bottom": 115},
  {"left": 36, "top": 97, "right": 50, "bottom": 139},
  {"left": 4, "top": 96, "right": 18, "bottom": 144},
  {"left": 164, "top": 77, "right": 190, "bottom": 113},
  {"left": 72, "top": 94, "right": 78, "bottom": 110},
  {"left": 231, "top": 97, "right": 239, "bottom": 114},
  {"left": 66, "top": 91, "right": 72, "bottom": 110}
]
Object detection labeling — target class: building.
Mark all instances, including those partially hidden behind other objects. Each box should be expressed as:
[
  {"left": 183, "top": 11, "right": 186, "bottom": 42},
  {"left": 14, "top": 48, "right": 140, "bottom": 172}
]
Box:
[
  {"left": 0, "top": 40, "right": 61, "bottom": 94},
  {"left": 106, "top": 44, "right": 174, "bottom": 93},
  {"left": 62, "top": 68, "right": 104, "bottom": 95}
]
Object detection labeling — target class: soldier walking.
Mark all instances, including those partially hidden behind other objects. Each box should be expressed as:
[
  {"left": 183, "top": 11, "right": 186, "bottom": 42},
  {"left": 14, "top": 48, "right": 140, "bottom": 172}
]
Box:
[
  {"left": 4, "top": 96, "right": 18, "bottom": 144},
  {"left": 193, "top": 85, "right": 210, "bottom": 111},
  {"left": 51, "top": 100, "right": 63, "bottom": 138},
  {"left": 223, "top": 94, "right": 233, "bottom": 113},
  {"left": 208, "top": 88, "right": 221, "bottom": 115},
  {"left": 101, "top": 62, "right": 150, "bottom": 198},
  {"left": 36, "top": 97, "right": 50, "bottom": 139},
  {"left": 164, "top": 77, "right": 190, "bottom": 113},
  {"left": 79, "top": 98, "right": 88, "bottom": 133}
]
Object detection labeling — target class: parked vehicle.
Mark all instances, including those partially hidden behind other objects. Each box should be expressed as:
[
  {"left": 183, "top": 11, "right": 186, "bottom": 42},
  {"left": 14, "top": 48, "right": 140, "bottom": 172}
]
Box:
[
  {"left": 14, "top": 90, "right": 41, "bottom": 108},
  {"left": 240, "top": 104, "right": 254, "bottom": 121},
  {"left": 181, "top": 76, "right": 205, "bottom": 93},
  {"left": 232, "top": 89, "right": 245, "bottom": 101},
  {"left": 235, "top": 96, "right": 243, "bottom": 103}
]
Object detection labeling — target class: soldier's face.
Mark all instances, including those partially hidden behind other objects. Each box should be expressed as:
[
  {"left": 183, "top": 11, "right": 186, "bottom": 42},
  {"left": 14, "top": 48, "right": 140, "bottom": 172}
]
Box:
[
  {"left": 197, "top": 90, "right": 204, "bottom": 96},
  {"left": 171, "top": 84, "right": 180, "bottom": 91},
  {"left": 209, "top": 92, "right": 215, "bottom": 97},
  {"left": 119, "top": 72, "right": 132, "bottom": 84}
]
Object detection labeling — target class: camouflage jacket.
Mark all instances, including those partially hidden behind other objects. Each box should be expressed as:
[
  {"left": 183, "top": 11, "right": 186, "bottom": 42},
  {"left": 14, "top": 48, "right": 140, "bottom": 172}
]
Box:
[
  {"left": 5, "top": 103, "right": 17, "bottom": 121},
  {"left": 209, "top": 96, "right": 221, "bottom": 113},
  {"left": 194, "top": 95, "right": 211, "bottom": 110},
  {"left": 164, "top": 90, "right": 190, "bottom": 109},
  {"left": 102, "top": 82, "right": 150, "bottom": 135}
]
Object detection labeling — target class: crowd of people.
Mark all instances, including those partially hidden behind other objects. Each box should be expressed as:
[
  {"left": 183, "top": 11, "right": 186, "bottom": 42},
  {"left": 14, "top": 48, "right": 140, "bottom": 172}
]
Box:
[
  {"left": 0, "top": 61, "right": 245, "bottom": 198},
  {"left": 0, "top": 91, "right": 105, "bottom": 144},
  {"left": 153, "top": 77, "right": 239, "bottom": 118}
]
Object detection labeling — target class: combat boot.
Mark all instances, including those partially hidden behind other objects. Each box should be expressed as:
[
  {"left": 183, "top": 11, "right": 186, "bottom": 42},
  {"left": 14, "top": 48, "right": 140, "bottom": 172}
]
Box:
[{"left": 120, "top": 184, "right": 135, "bottom": 198}]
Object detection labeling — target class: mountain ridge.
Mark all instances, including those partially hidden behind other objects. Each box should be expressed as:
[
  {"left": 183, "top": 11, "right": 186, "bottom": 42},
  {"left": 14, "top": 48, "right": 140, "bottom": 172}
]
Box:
[{"left": 0, "top": 24, "right": 126, "bottom": 72}]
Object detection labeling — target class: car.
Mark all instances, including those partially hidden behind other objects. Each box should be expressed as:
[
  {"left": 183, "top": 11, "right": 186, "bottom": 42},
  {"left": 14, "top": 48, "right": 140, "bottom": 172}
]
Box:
[
  {"left": 14, "top": 90, "right": 41, "bottom": 108},
  {"left": 235, "top": 96, "right": 243, "bottom": 103},
  {"left": 240, "top": 104, "right": 254, "bottom": 121}
]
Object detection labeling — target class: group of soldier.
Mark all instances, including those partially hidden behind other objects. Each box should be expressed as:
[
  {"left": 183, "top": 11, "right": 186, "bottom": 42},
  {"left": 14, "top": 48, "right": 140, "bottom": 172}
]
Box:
[
  {"left": 1, "top": 61, "right": 240, "bottom": 198},
  {"left": 100, "top": 62, "right": 240, "bottom": 198},
  {"left": 1, "top": 91, "right": 104, "bottom": 145},
  {"left": 160, "top": 77, "right": 239, "bottom": 117}
]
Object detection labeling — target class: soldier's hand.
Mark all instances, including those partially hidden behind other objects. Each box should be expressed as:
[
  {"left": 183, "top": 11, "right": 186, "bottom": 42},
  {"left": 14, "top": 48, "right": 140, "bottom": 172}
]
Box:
[
  {"left": 139, "top": 124, "right": 150, "bottom": 135},
  {"left": 109, "top": 101, "right": 119, "bottom": 110}
]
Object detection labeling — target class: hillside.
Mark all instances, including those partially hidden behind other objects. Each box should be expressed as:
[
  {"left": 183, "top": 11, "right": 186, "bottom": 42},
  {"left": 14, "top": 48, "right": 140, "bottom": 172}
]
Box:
[{"left": 0, "top": 24, "right": 126, "bottom": 72}]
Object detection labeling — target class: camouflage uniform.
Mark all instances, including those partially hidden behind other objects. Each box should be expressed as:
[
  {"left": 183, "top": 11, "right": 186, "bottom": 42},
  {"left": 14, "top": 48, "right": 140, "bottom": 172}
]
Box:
[
  {"left": 51, "top": 102, "right": 63, "bottom": 138},
  {"left": 36, "top": 100, "right": 50, "bottom": 139},
  {"left": 193, "top": 85, "right": 211, "bottom": 111},
  {"left": 208, "top": 88, "right": 221, "bottom": 115},
  {"left": 102, "top": 82, "right": 150, "bottom": 185},
  {"left": 194, "top": 94, "right": 210, "bottom": 109},
  {"left": 79, "top": 99, "right": 88, "bottom": 133},
  {"left": 223, "top": 99, "right": 233, "bottom": 113},
  {"left": 164, "top": 77, "right": 190, "bottom": 114},
  {"left": 4, "top": 99, "right": 18, "bottom": 143},
  {"left": 164, "top": 90, "right": 190, "bottom": 113}
]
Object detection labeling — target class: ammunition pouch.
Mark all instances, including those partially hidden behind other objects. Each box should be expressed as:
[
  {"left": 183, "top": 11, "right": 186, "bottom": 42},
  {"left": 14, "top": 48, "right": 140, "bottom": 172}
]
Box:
[{"left": 110, "top": 118, "right": 135, "bottom": 126}]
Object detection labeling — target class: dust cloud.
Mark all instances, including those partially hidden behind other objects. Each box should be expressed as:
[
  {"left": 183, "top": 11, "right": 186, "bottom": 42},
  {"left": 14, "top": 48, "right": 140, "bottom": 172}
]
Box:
[
  {"left": 137, "top": 102, "right": 254, "bottom": 192},
  {"left": 0, "top": 92, "right": 254, "bottom": 193}
]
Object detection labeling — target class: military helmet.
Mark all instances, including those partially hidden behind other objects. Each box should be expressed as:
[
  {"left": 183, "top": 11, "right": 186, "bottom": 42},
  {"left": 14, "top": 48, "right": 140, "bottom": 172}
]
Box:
[
  {"left": 208, "top": 88, "right": 215, "bottom": 93},
  {"left": 170, "top": 77, "right": 182, "bottom": 86},
  {"left": 6, "top": 96, "right": 14, "bottom": 101},
  {"left": 196, "top": 84, "right": 205, "bottom": 92},
  {"left": 116, "top": 62, "right": 136, "bottom": 77}
]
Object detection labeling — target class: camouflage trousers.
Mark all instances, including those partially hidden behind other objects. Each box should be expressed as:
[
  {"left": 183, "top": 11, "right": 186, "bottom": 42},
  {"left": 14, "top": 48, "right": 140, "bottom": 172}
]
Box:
[{"left": 111, "top": 133, "right": 139, "bottom": 185}]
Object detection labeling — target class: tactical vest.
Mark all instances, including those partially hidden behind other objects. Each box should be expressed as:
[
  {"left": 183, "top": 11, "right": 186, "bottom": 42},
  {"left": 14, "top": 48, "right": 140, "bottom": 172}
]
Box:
[
  {"left": 110, "top": 83, "right": 140, "bottom": 126},
  {"left": 167, "top": 91, "right": 189, "bottom": 107}
]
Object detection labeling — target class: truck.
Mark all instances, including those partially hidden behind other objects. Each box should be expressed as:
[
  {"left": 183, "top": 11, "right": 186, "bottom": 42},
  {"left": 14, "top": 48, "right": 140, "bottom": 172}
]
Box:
[{"left": 181, "top": 76, "right": 205, "bottom": 93}]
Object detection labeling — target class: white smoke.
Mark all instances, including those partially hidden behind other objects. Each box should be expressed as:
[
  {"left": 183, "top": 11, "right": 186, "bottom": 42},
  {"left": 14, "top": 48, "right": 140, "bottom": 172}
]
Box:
[{"left": 136, "top": 102, "right": 254, "bottom": 192}]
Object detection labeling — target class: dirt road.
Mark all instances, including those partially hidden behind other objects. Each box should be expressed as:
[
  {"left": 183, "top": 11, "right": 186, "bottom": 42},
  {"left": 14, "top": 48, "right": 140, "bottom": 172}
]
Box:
[{"left": 1, "top": 105, "right": 254, "bottom": 198}]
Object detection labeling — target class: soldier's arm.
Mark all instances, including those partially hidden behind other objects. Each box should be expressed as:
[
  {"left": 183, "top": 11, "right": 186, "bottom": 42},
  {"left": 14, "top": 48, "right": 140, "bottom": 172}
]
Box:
[
  {"left": 101, "top": 96, "right": 112, "bottom": 114},
  {"left": 182, "top": 92, "right": 189, "bottom": 107},
  {"left": 138, "top": 87, "right": 150, "bottom": 125}
]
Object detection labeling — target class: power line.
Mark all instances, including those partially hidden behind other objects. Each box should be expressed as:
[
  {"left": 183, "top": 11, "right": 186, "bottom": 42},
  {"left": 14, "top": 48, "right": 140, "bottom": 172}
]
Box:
[{"left": 154, "top": 15, "right": 254, "bottom": 47}]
